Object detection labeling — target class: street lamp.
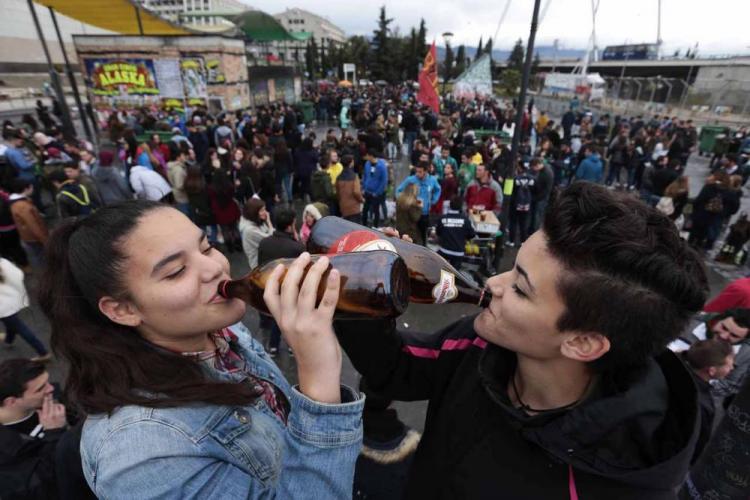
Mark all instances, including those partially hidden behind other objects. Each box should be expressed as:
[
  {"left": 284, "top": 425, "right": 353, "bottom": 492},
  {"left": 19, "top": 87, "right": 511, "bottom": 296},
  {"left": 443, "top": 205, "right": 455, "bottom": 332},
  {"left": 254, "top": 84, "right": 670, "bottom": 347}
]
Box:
[{"left": 441, "top": 31, "right": 454, "bottom": 96}]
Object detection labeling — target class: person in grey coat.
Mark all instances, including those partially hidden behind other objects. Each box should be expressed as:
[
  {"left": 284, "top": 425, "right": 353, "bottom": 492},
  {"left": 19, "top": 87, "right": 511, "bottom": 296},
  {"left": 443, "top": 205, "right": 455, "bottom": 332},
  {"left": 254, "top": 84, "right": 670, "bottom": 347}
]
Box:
[{"left": 90, "top": 150, "right": 132, "bottom": 205}]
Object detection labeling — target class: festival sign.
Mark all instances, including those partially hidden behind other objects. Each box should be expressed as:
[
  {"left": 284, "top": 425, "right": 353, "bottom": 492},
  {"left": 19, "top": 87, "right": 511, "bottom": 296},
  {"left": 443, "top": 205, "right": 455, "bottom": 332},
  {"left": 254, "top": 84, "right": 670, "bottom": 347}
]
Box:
[
  {"left": 180, "top": 58, "right": 208, "bottom": 98},
  {"left": 84, "top": 59, "right": 160, "bottom": 97}
]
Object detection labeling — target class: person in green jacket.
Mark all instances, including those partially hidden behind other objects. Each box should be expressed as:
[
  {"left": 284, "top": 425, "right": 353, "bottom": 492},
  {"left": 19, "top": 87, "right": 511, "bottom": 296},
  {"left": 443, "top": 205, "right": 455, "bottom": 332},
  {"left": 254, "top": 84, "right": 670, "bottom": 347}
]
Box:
[{"left": 457, "top": 152, "right": 477, "bottom": 194}]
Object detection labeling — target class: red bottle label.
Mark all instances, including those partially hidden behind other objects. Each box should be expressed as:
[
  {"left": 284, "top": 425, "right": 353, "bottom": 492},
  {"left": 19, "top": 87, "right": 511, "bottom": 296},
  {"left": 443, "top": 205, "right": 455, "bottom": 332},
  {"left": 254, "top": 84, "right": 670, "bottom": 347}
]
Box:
[{"left": 327, "top": 230, "right": 397, "bottom": 254}]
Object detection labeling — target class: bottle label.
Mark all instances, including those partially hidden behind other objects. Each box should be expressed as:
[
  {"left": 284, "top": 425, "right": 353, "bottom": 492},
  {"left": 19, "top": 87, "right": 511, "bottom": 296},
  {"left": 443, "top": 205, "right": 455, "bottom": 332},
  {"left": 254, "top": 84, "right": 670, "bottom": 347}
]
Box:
[
  {"left": 432, "top": 269, "right": 458, "bottom": 304},
  {"left": 327, "top": 230, "right": 398, "bottom": 254}
]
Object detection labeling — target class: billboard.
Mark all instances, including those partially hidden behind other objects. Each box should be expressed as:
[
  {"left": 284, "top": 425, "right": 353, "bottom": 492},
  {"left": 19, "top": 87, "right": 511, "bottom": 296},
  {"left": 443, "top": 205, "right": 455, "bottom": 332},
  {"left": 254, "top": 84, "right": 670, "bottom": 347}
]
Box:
[
  {"left": 84, "top": 59, "right": 160, "bottom": 96},
  {"left": 602, "top": 44, "right": 658, "bottom": 61}
]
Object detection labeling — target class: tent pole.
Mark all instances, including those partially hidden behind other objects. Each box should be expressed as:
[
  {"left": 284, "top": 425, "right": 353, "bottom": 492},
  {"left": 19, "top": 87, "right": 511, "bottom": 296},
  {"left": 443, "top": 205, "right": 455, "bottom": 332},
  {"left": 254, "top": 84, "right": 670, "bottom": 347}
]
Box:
[
  {"left": 26, "top": 0, "right": 76, "bottom": 140},
  {"left": 48, "top": 7, "right": 93, "bottom": 143}
]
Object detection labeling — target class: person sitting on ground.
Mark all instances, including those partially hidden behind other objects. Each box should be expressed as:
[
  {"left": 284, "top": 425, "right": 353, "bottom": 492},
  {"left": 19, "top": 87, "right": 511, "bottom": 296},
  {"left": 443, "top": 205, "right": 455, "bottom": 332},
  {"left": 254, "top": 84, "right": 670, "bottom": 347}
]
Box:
[
  {"left": 435, "top": 196, "right": 476, "bottom": 270},
  {"left": 0, "top": 358, "right": 66, "bottom": 499},
  {"left": 334, "top": 182, "right": 709, "bottom": 498},
  {"left": 300, "top": 202, "right": 330, "bottom": 245},
  {"left": 238, "top": 197, "right": 273, "bottom": 270}
]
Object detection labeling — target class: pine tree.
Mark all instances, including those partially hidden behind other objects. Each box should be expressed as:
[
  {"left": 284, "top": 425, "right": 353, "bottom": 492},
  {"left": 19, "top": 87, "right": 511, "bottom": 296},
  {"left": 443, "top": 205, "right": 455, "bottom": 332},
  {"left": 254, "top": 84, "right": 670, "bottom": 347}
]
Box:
[
  {"left": 531, "top": 52, "right": 541, "bottom": 74},
  {"left": 408, "top": 27, "right": 419, "bottom": 80},
  {"left": 417, "top": 19, "right": 427, "bottom": 62},
  {"left": 371, "top": 6, "right": 394, "bottom": 81},
  {"left": 484, "top": 37, "right": 493, "bottom": 59},
  {"left": 454, "top": 45, "right": 466, "bottom": 78},
  {"left": 306, "top": 38, "right": 319, "bottom": 78},
  {"left": 320, "top": 40, "right": 329, "bottom": 77},
  {"left": 507, "top": 38, "right": 524, "bottom": 71},
  {"left": 443, "top": 42, "right": 454, "bottom": 83},
  {"left": 476, "top": 36, "right": 484, "bottom": 58}
]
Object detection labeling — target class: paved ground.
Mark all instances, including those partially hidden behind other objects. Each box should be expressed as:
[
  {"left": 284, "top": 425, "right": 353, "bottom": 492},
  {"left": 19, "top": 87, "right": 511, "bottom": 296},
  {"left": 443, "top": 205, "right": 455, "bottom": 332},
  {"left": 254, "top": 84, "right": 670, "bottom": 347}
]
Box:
[{"left": 3, "top": 118, "right": 748, "bottom": 433}]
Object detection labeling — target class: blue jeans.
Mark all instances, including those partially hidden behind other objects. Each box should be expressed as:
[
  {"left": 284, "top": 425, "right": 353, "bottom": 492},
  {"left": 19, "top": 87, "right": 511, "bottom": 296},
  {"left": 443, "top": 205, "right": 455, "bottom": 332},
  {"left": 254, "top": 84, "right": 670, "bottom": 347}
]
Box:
[
  {"left": 21, "top": 241, "right": 45, "bottom": 268},
  {"left": 404, "top": 131, "right": 417, "bottom": 158},
  {"left": 281, "top": 173, "right": 293, "bottom": 203},
  {"left": 363, "top": 192, "right": 385, "bottom": 228},
  {"left": 2, "top": 313, "right": 47, "bottom": 355}
]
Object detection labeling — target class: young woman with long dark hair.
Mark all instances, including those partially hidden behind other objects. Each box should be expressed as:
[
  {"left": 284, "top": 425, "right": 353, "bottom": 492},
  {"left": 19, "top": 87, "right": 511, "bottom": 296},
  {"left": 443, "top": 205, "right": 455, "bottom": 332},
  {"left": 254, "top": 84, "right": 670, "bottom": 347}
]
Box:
[{"left": 37, "top": 201, "right": 363, "bottom": 498}]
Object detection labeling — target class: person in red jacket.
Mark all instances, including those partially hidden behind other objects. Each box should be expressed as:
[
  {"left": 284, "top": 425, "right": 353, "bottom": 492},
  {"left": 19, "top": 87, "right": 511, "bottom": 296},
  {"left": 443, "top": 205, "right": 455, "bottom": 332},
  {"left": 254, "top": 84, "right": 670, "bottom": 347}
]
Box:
[
  {"left": 464, "top": 164, "right": 502, "bottom": 214},
  {"left": 703, "top": 277, "right": 750, "bottom": 313}
]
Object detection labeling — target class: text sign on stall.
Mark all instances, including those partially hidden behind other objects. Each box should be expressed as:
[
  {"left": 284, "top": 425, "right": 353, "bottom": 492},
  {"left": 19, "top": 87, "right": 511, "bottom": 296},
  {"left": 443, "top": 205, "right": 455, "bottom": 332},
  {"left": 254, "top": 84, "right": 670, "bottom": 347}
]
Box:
[{"left": 84, "top": 59, "right": 160, "bottom": 96}]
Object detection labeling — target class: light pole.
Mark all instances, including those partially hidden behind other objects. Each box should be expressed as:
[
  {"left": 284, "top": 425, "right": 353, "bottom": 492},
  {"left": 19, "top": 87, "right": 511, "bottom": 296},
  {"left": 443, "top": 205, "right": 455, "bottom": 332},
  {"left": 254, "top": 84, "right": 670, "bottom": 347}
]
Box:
[{"left": 441, "top": 31, "right": 453, "bottom": 96}]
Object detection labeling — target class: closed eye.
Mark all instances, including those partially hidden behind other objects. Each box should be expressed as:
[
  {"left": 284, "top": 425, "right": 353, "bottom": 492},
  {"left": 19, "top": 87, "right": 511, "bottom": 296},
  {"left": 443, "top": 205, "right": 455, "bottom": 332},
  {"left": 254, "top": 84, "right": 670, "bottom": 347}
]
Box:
[{"left": 512, "top": 284, "right": 527, "bottom": 298}]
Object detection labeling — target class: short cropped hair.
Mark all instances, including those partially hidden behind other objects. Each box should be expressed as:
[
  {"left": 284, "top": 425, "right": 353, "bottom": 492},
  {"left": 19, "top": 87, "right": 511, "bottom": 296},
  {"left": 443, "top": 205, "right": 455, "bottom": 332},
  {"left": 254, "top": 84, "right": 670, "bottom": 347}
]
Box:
[{"left": 543, "top": 182, "right": 708, "bottom": 372}]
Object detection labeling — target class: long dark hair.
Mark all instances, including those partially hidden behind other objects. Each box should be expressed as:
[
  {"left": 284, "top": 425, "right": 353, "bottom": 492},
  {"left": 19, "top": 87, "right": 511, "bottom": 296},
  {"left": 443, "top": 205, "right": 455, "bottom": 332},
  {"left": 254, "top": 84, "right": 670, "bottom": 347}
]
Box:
[{"left": 37, "top": 201, "right": 259, "bottom": 414}]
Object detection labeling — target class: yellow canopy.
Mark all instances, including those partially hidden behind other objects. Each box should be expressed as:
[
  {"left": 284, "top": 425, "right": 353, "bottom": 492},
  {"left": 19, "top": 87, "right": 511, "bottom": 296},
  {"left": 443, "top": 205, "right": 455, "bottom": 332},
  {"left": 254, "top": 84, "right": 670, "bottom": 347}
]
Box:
[{"left": 34, "top": 0, "right": 191, "bottom": 35}]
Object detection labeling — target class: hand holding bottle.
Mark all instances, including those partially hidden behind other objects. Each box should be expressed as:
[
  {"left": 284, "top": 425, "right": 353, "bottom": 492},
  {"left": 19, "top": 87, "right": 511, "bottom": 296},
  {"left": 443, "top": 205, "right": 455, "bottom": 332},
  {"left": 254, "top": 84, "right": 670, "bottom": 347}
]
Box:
[{"left": 263, "top": 253, "right": 343, "bottom": 404}]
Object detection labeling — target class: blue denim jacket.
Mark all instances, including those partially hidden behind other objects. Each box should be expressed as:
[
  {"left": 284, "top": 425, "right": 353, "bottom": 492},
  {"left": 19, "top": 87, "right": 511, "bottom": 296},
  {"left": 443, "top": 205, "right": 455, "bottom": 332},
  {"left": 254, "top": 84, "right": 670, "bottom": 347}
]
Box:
[{"left": 80, "top": 322, "right": 364, "bottom": 499}]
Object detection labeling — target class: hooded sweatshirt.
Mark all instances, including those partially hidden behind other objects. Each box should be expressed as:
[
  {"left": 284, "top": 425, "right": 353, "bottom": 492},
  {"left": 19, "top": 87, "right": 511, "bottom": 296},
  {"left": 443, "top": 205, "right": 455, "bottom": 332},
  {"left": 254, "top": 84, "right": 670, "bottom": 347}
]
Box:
[{"left": 335, "top": 316, "right": 702, "bottom": 500}]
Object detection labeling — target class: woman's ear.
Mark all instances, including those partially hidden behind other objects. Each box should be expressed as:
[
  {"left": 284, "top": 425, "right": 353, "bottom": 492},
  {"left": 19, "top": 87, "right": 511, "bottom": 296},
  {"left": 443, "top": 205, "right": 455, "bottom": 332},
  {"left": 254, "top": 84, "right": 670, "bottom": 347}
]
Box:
[
  {"left": 98, "top": 296, "right": 142, "bottom": 327},
  {"left": 560, "top": 332, "right": 611, "bottom": 363}
]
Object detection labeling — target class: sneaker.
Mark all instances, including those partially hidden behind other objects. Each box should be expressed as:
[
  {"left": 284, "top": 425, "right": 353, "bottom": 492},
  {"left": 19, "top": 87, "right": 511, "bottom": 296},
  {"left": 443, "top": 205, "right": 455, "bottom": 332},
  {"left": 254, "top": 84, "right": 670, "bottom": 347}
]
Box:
[{"left": 268, "top": 347, "right": 278, "bottom": 357}]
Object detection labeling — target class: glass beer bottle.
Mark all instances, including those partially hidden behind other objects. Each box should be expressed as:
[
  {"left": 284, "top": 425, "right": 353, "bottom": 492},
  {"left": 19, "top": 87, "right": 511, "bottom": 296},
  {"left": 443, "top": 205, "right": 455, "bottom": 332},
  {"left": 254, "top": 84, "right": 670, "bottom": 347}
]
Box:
[
  {"left": 307, "top": 216, "right": 491, "bottom": 307},
  {"left": 218, "top": 251, "right": 410, "bottom": 320}
]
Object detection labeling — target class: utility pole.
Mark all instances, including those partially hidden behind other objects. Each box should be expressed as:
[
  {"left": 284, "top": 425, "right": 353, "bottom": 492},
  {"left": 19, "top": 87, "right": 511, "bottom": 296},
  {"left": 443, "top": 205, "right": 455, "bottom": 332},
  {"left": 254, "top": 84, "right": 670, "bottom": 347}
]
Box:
[{"left": 503, "top": 0, "right": 542, "bottom": 228}]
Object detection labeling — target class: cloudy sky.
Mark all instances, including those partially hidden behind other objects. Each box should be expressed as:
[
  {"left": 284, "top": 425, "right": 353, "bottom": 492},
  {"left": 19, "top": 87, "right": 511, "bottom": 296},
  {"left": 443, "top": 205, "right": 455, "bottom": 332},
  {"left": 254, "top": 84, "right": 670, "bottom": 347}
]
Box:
[{"left": 243, "top": 0, "right": 749, "bottom": 56}]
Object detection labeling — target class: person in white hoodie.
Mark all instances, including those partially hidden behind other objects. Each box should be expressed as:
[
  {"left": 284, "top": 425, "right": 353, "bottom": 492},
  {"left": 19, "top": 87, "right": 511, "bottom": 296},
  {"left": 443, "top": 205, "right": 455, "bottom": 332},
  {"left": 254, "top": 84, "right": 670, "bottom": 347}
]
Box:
[
  {"left": 129, "top": 165, "right": 172, "bottom": 202},
  {"left": 238, "top": 197, "right": 273, "bottom": 270},
  {"left": 0, "top": 258, "right": 48, "bottom": 360}
]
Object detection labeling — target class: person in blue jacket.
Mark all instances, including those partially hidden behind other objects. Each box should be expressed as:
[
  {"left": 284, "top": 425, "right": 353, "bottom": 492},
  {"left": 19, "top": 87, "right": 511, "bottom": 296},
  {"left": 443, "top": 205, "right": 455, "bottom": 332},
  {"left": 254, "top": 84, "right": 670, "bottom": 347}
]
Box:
[
  {"left": 575, "top": 146, "right": 604, "bottom": 184},
  {"left": 37, "top": 201, "right": 364, "bottom": 499},
  {"left": 396, "top": 161, "right": 441, "bottom": 243},
  {"left": 362, "top": 148, "right": 389, "bottom": 228}
]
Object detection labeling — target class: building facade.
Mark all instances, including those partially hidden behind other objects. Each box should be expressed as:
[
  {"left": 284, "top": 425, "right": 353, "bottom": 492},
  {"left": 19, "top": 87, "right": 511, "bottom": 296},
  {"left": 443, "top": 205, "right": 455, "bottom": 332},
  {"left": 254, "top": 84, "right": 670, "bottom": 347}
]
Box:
[
  {"left": 272, "top": 8, "right": 346, "bottom": 68},
  {"left": 139, "top": 0, "right": 248, "bottom": 29}
]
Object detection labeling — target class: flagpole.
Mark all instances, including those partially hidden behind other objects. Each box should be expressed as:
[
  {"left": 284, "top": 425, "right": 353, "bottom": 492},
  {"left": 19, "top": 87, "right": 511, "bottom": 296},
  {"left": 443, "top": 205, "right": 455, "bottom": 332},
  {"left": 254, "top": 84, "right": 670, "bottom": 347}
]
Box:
[{"left": 504, "top": 0, "right": 542, "bottom": 227}]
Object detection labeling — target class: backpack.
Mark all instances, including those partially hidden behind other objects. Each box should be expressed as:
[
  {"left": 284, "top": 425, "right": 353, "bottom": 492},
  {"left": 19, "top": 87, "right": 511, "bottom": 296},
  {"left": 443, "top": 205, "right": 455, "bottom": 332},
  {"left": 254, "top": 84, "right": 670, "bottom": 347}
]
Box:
[
  {"left": 514, "top": 176, "right": 534, "bottom": 212},
  {"left": 58, "top": 184, "right": 97, "bottom": 215},
  {"left": 311, "top": 169, "right": 334, "bottom": 203},
  {"left": 704, "top": 194, "right": 724, "bottom": 214}
]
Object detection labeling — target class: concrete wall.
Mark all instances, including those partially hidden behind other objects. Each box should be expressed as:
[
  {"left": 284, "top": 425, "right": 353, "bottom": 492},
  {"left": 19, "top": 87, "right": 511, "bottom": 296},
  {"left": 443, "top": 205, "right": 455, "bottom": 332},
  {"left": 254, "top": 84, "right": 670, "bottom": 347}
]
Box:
[
  {"left": 74, "top": 35, "right": 250, "bottom": 111},
  {"left": 691, "top": 65, "right": 750, "bottom": 111}
]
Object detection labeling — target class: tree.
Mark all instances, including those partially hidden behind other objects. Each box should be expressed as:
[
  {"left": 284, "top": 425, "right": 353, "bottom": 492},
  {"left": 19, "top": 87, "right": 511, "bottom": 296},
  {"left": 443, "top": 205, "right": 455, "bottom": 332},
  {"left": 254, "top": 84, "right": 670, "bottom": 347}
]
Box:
[
  {"left": 442, "top": 42, "right": 454, "bottom": 83},
  {"left": 305, "top": 38, "right": 319, "bottom": 78},
  {"left": 417, "top": 18, "right": 427, "bottom": 64},
  {"left": 500, "top": 69, "right": 521, "bottom": 96},
  {"left": 371, "top": 6, "right": 395, "bottom": 81},
  {"left": 507, "top": 38, "right": 524, "bottom": 71},
  {"left": 531, "top": 52, "right": 541, "bottom": 74},
  {"left": 484, "top": 37, "right": 493, "bottom": 59},
  {"left": 476, "top": 36, "right": 484, "bottom": 58},
  {"left": 453, "top": 44, "right": 466, "bottom": 78},
  {"left": 320, "top": 40, "right": 329, "bottom": 77},
  {"left": 406, "top": 27, "right": 419, "bottom": 80}
]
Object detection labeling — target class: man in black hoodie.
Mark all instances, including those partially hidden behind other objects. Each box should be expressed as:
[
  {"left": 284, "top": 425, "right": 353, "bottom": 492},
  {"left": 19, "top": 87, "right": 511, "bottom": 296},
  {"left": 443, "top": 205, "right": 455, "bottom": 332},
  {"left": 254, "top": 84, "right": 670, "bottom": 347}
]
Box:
[{"left": 335, "top": 182, "right": 708, "bottom": 498}]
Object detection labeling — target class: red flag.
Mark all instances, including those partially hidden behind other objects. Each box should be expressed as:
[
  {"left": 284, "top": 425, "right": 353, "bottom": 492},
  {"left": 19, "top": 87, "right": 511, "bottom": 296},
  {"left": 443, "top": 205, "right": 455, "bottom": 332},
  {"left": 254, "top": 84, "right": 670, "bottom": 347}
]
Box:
[{"left": 417, "top": 41, "right": 440, "bottom": 113}]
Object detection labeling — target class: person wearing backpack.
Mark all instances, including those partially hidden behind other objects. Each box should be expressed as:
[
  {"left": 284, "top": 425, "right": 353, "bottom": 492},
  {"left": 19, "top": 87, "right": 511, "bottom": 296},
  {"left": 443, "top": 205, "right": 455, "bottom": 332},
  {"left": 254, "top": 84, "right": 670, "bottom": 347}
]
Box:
[
  {"left": 507, "top": 163, "right": 535, "bottom": 247},
  {"left": 48, "top": 170, "right": 99, "bottom": 219},
  {"left": 689, "top": 171, "right": 731, "bottom": 251},
  {"left": 310, "top": 153, "right": 336, "bottom": 211}
]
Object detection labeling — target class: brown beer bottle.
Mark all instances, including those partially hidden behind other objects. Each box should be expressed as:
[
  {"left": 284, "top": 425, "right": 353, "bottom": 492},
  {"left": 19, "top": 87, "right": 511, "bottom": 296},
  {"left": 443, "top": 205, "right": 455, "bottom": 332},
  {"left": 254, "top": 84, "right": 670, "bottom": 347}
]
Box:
[
  {"left": 218, "top": 251, "right": 410, "bottom": 320},
  {"left": 307, "top": 216, "right": 491, "bottom": 307}
]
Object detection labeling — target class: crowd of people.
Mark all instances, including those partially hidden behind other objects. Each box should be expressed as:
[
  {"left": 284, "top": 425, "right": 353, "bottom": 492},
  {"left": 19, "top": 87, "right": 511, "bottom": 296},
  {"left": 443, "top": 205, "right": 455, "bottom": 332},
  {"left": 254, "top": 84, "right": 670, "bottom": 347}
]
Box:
[{"left": 0, "top": 84, "right": 749, "bottom": 499}]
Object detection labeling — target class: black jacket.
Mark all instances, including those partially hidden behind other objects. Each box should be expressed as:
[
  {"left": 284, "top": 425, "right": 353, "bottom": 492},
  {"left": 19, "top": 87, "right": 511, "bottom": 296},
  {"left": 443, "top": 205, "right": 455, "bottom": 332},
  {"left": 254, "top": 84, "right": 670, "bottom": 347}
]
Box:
[
  {"left": 335, "top": 316, "right": 701, "bottom": 499},
  {"left": 257, "top": 230, "right": 305, "bottom": 266},
  {"left": 436, "top": 210, "right": 475, "bottom": 254},
  {"left": 0, "top": 424, "right": 64, "bottom": 499}
]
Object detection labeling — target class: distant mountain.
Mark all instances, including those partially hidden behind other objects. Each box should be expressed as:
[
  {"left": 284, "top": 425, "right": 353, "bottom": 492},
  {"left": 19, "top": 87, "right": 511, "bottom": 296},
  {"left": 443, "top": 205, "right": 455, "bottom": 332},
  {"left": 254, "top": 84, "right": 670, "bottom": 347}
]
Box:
[{"left": 435, "top": 45, "right": 586, "bottom": 61}]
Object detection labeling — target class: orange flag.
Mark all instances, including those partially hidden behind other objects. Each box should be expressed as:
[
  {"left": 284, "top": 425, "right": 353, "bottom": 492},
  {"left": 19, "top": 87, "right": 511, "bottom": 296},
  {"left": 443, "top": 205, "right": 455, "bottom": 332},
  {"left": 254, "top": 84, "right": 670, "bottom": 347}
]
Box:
[{"left": 417, "top": 41, "right": 440, "bottom": 113}]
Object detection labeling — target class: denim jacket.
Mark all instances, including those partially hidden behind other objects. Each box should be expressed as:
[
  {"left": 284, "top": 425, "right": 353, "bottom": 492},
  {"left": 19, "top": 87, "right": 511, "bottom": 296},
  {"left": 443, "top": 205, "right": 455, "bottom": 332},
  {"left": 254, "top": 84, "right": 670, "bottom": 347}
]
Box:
[{"left": 80, "top": 322, "right": 364, "bottom": 499}]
